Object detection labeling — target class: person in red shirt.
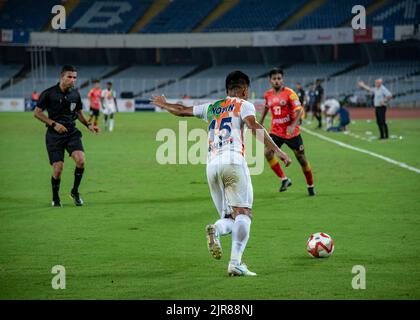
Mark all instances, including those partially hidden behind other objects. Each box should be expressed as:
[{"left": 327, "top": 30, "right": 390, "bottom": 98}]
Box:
[
  {"left": 87, "top": 80, "right": 102, "bottom": 126},
  {"left": 260, "top": 68, "right": 315, "bottom": 196}
]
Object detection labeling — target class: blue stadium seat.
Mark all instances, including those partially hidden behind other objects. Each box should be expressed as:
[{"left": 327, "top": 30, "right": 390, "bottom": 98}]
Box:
[
  {"left": 141, "top": 0, "right": 221, "bottom": 33},
  {"left": 0, "top": 0, "right": 57, "bottom": 31},
  {"left": 289, "top": 0, "right": 374, "bottom": 30},
  {"left": 367, "top": 0, "right": 420, "bottom": 26},
  {"left": 66, "top": 0, "right": 152, "bottom": 33},
  {"left": 205, "top": 0, "right": 307, "bottom": 32}
]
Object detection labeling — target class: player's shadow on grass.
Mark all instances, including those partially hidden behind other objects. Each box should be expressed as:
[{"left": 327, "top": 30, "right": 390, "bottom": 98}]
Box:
[
  {"left": 100, "top": 195, "right": 210, "bottom": 206},
  {"left": 288, "top": 255, "right": 333, "bottom": 267}
]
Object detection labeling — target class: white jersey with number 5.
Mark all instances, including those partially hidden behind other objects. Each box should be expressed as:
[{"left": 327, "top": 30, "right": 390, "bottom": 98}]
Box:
[
  {"left": 193, "top": 96, "right": 256, "bottom": 216},
  {"left": 193, "top": 96, "right": 256, "bottom": 165}
]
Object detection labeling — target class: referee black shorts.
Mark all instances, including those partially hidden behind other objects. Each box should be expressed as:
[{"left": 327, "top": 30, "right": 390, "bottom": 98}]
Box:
[
  {"left": 270, "top": 133, "right": 305, "bottom": 152},
  {"left": 312, "top": 103, "right": 320, "bottom": 113},
  {"left": 45, "top": 127, "right": 84, "bottom": 165}
]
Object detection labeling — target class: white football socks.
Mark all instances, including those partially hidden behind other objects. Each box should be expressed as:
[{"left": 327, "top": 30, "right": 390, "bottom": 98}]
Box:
[
  {"left": 110, "top": 119, "right": 114, "bottom": 132},
  {"left": 230, "top": 214, "right": 251, "bottom": 265},
  {"left": 214, "top": 218, "right": 234, "bottom": 237}
]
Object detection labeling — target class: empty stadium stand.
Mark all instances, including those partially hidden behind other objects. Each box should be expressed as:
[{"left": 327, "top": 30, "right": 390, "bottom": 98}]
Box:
[
  {"left": 0, "top": 65, "right": 116, "bottom": 98},
  {"left": 1, "top": 0, "right": 419, "bottom": 33},
  {"left": 0, "top": 64, "right": 23, "bottom": 88},
  {"left": 1, "top": 1, "right": 419, "bottom": 106},
  {"left": 100, "top": 65, "right": 197, "bottom": 98},
  {"left": 140, "top": 0, "right": 221, "bottom": 33},
  {"left": 367, "top": 0, "right": 420, "bottom": 26},
  {"left": 204, "top": 0, "right": 307, "bottom": 32},
  {"left": 288, "top": 0, "right": 374, "bottom": 30},
  {"left": 1, "top": 61, "right": 419, "bottom": 106},
  {"left": 159, "top": 64, "right": 269, "bottom": 98},
  {"left": 323, "top": 61, "right": 420, "bottom": 99},
  {"left": 66, "top": 0, "right": 153, "bottom": 33},
  {"left": 0, "top": 0, "right": 56, "bottom": 31}
]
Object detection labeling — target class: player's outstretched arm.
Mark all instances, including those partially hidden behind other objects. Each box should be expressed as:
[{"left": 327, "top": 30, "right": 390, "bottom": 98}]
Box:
[
  {"left": 357, "top": 81, "right": 372, "bottom": 92},
  {"left": 244, "top": 115, "right": 292, "bottom": 167},
  {"left": 150, "top": 95, "right": 194, "bottom": 117}
]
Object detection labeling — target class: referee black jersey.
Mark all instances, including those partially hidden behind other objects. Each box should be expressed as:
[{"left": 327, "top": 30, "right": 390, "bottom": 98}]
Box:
[
  {"left": 36, "top": 83, "right": 83, "bottom": 128},
  {"left": 315, "top": 85, "right": 324, "bottom": 104}
]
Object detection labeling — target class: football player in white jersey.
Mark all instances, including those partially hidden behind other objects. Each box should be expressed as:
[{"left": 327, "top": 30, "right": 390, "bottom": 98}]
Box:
[
  {"left": 151, "top": 71, "right": 292, "bottom": 276},
  {"left": 321, "top": 98, "right": 340, "bottom": 130},
  {"left": 101, "top": 81, "right": 118, "bottom": 132}
]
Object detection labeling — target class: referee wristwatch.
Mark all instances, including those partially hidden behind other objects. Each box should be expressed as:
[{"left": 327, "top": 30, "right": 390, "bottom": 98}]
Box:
[{"left": 51, "top": 122, "right": 56, "bottom": 128}]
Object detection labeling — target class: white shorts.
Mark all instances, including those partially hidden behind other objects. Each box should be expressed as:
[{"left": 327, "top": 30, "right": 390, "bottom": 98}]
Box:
[
  {"left": 206, "top": 159, "right": 253, "bottom": 219},
  {"left": 102, "top": 105, "right": 116, "bottom": 115}
]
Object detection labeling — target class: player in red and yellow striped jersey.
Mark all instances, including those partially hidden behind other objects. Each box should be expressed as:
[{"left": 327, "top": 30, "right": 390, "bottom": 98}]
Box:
[{"left": 260, "top": 68, "right": 315, "bottom": 196}]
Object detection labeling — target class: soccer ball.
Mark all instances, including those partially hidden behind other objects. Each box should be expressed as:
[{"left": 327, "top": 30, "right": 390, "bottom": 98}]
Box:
[{"left": 306, "top": 232, "right": 334, "bottom": 258}]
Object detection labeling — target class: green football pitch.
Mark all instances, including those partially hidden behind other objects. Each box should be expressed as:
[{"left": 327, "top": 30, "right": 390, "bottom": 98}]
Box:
[{"left": 0, "top": 112, "right": 419, "bottom": 299}]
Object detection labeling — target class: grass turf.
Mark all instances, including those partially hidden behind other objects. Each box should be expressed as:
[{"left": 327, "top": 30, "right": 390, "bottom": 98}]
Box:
[{"left": 0, "top": 112, "right": 419, "bottom": 299}]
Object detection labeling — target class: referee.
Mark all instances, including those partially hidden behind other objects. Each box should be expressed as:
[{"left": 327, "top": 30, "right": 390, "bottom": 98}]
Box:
[
  {"left": 314, "top": 79, "right": 324, "bottom": 129},
  {"left": 34, "top": 65, "right": 100, "bottom": 207},
  {"left": 358, "top": 79, "right": 393, "bottom": 139}
]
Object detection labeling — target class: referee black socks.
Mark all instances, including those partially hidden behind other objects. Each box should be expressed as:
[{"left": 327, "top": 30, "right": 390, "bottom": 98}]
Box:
[
  {"left": 51, "top": 176, "right": 61, "bottom": 200},
  {"left": 72, "top": 167, "right": 85, "bottom": 195}
]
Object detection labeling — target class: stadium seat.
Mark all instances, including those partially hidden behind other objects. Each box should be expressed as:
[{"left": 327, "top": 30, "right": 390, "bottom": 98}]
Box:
[
  {"left": 367, "top": 0, "right": 420, "bottom": 26},
  {"left": 66, "top": 0, "right": 153, "bottom": 33},
  {"left": 289, "top": 0, "right": 374, "bottom": 30},
  {"left": 0, "top": 0, "right": 57, "bottom": 31},
  {"left": 204, "top": 0, "right": 307, "bottom": 32},
  {"left": 141, "top": 0, "right": 221, "bottom": 33},
  {"left": 0, "top": 65, "right": 115, "bottom": 98}
]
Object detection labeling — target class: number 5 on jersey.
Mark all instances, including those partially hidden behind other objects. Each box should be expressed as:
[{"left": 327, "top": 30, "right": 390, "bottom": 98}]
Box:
[{"left": 209, "top": 117, "right": 232, "bottom": 143}]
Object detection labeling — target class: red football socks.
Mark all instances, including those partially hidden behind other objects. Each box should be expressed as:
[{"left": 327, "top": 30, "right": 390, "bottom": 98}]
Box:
[{"left": 268, "top": 158, "right": 286, "bottom": 180}]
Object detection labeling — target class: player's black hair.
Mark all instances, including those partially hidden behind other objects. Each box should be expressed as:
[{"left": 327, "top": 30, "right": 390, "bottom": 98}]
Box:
[
  {"left": 61, "top": 64, "right": 77, "bottom": 74},
  {"left": 92, "top": 79, "right": 100, "bottom": 83},
  {"left": 106, "top": 81, "right": 113, "bottom": 85},
  {"left": 316, "top": 78, "right": 322, "bottom": 83},
  {"left": 269, "top": 68, "right": 283, "bottom": 78},
  {"left": 225, "top": 70, "right": 250, "bottom": 92}
]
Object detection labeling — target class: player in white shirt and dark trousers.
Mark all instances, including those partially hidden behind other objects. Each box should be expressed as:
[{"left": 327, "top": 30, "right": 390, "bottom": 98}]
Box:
[
  {"left": 150, "top": 71, "right": 292, "bottom": 276},
  {"left": 101, "top": 81, "right": 118, "bottom": 132},
  {"left": 358, "top": 79, "right": 393, "bottom": 140}
]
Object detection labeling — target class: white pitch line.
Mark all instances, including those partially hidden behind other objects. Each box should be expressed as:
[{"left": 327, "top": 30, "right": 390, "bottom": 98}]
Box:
[{"left": 301, "top": 127, "right": 420, "bottom": 175}]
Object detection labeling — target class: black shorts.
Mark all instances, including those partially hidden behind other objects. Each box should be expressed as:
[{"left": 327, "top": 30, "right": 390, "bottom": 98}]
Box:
[
  {"left": 90, "top": 108, "right": 100, "bottom": 117},
  {"left": 309, "top": 103, "right": 319, "bottom": 113},
  {"left": 270, "top": 133, "right": 305, "bottom": 152},
  {"left": 45, "top": 128, "right": 84, "bottom": 165}
]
